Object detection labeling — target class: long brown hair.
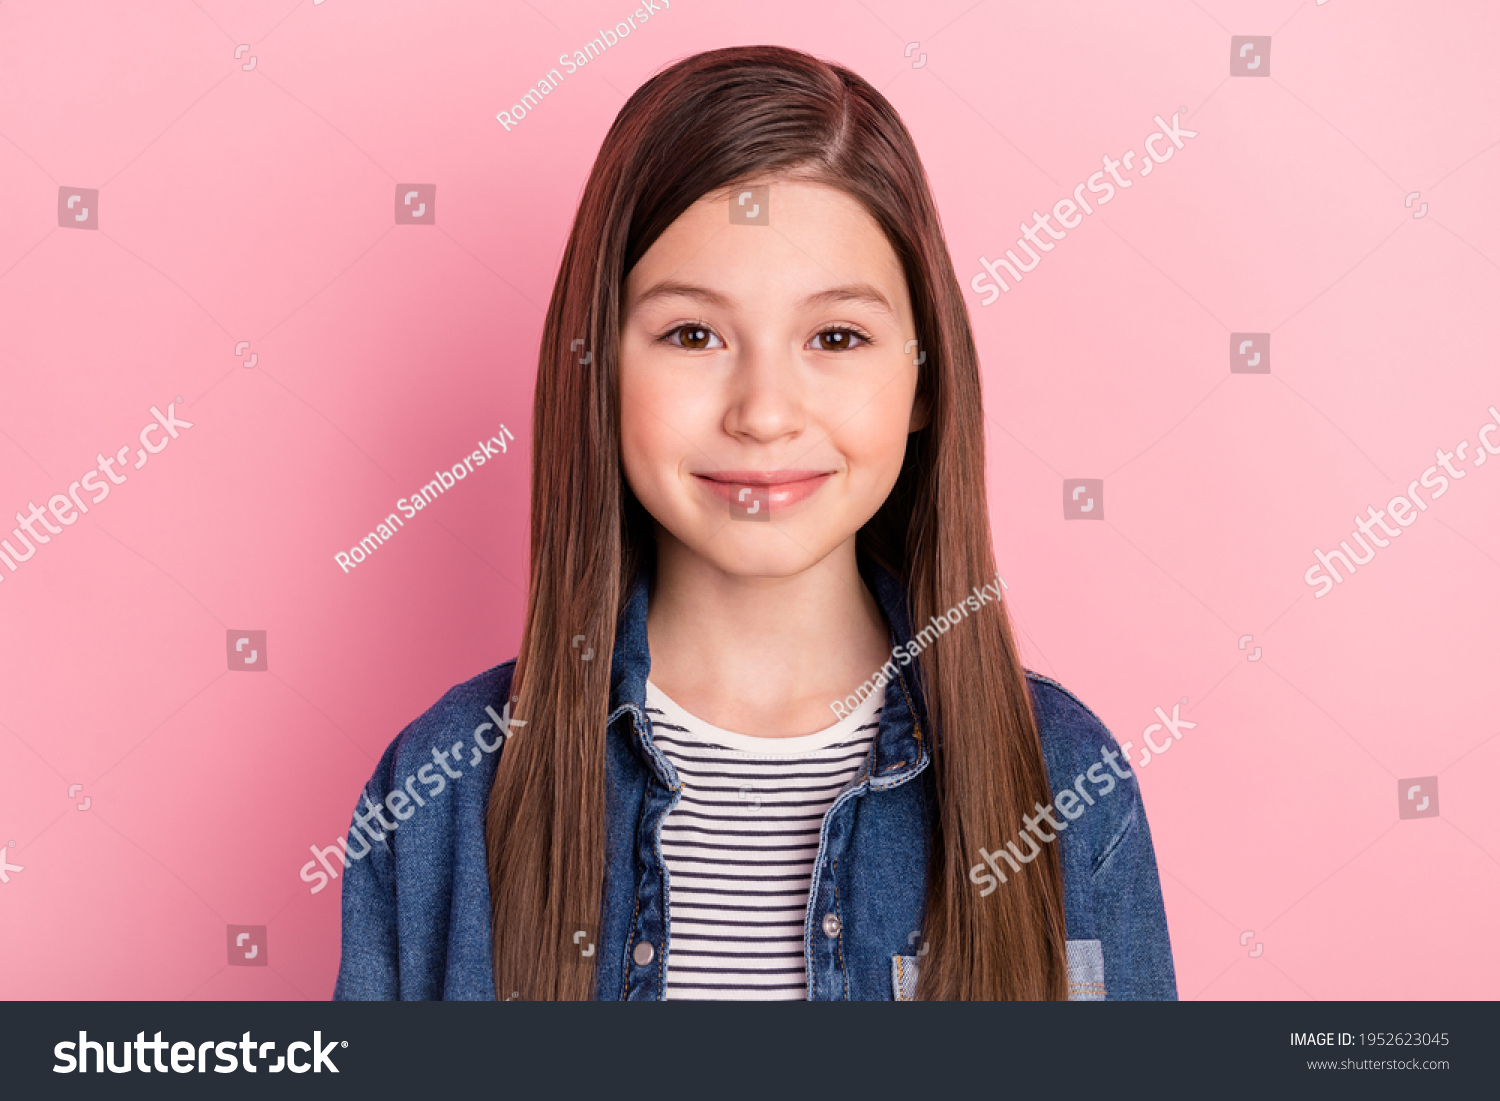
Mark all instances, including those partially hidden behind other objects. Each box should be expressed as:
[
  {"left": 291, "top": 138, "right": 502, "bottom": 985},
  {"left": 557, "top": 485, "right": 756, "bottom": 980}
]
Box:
[{"left": 486, "top": 45, "right": 1067, "bottom": 1000}]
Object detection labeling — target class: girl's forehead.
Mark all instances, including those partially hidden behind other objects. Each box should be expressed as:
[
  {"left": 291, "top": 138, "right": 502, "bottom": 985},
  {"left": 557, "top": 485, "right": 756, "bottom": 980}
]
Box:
[{"left": 627, "top": 180, "right": 909, "bottom": 309}]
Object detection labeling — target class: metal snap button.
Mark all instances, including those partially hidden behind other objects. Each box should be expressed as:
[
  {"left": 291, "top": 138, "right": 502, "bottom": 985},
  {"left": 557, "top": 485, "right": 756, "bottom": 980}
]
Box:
[
  {"left": 822, "top": 913, "right": 841, "bottom": 938},
  {"left": 633, "top": 940, "right": 655, "bottom": 966}
]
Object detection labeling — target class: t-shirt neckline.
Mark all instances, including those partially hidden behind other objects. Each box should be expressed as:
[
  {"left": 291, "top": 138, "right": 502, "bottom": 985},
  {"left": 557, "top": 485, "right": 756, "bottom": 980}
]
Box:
[{"left": 645, "top": 679, "right": 882, "bottom": 756}]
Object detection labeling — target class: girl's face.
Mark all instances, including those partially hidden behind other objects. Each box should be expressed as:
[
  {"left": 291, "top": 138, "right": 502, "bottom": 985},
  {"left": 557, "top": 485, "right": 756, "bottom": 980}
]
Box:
[{"left": 619, "top": 178, "right": 923, "bottom": 579}]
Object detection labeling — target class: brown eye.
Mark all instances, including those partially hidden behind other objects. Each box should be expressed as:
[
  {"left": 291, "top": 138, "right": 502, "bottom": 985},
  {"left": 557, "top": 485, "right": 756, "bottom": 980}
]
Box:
[
  {"left": 667, "top": 325, "right": 722, "bottom": 350},
  {"left": 810, "top": 328, "right": 866, "bottom": 352}
]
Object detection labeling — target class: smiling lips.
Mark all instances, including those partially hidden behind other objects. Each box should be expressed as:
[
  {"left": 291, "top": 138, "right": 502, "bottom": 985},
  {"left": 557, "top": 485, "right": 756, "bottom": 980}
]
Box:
[{"left": 694, "top": 470, "right": 833, "bottom": 512}]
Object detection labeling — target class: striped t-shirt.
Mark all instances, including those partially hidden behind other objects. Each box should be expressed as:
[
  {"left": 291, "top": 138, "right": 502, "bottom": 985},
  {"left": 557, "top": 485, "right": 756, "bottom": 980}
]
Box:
[{"left": 644, "top": 680, "right": 882, "bottom": 1000}]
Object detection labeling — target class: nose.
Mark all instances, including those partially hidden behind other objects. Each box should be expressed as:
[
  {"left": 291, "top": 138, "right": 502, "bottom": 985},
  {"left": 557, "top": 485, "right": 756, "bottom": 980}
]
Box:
[{"left": 721, "top": 338, "right": 804, "bottom": 444}]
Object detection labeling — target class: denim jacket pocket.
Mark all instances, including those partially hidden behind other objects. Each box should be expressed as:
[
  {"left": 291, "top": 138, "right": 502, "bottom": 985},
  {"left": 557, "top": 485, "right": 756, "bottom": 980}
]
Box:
[
  {"left": 893, "top": 941, "right": 1105, "bottom": 1000},
  {"left": 891, "top": 954, "right": 920, "bottom": 1001},
  {"left": 1066, "top": 938, "right": 1106, "bottom": 1000}
]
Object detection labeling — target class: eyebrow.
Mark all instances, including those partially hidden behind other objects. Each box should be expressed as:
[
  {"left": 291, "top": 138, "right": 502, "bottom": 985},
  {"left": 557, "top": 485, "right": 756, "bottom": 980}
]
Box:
[{"left": 631, "top": 280, "right": 898, "bottom": 320}]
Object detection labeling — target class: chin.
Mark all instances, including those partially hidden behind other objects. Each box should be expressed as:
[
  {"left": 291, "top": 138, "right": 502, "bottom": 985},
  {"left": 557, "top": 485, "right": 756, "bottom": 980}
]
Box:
[{"left": 691, "top": 529, "right": 845, "bottom": 579}]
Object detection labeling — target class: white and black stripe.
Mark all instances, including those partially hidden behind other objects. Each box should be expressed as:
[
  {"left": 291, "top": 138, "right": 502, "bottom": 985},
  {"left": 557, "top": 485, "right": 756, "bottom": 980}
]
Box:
[{"left": 645, "top": 681, "right": 881, "bottom": 1000}]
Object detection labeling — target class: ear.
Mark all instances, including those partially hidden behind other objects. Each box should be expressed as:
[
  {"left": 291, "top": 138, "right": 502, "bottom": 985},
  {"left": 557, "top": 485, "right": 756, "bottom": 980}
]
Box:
[{"left": 907, "top": 385, "right": 932, "bottom": 433}]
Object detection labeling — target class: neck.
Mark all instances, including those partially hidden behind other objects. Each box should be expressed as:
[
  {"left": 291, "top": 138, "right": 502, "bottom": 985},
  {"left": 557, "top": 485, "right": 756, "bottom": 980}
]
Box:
[{"left": 645, "top": 530, "right": 891, "bottom": 737}]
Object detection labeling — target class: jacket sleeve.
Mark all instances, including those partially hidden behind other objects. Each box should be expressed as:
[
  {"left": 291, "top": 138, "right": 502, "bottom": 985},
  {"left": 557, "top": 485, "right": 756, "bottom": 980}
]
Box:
[
  {"left": 332, "top": 738, "right": 403, "bottom": 1000},
  {"left": 1093, "top": 780, "right": 1177, "bottom": 1000}
]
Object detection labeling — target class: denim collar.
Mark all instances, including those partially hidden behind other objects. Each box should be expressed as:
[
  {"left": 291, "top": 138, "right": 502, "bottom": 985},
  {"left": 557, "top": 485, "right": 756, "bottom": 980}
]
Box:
[{"left": 605, "top": 552, "right": 931, "bottom": 792}]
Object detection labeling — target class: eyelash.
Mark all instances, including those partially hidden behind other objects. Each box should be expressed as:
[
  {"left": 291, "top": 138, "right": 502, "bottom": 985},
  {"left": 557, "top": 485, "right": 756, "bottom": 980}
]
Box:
[{"left": 658, "top": 322, "right": 874, "bottom": 351}]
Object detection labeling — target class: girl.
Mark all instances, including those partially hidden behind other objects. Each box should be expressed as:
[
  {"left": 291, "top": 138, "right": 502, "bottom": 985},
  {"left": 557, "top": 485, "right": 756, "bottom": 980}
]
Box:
[{"left": 334, "top": 45, "right": 1175, "bottom": 1002}]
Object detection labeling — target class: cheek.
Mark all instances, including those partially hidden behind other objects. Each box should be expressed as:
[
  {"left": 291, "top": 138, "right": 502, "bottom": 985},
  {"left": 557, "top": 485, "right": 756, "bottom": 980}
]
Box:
[
  {"left": 618, "top": 373, "right": 668, "bottom": 500},
  {"left": 824, "top": 364, "right": 919, "bottom": 483},
  {"left": 618, "top": 350, "right": 706, "bottom": 506}
]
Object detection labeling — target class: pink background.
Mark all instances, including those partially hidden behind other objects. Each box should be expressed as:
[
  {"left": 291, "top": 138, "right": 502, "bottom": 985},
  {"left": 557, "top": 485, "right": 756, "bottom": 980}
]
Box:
[{"left": 2, "top": 0, "right": 1497, "bottom": 1001}]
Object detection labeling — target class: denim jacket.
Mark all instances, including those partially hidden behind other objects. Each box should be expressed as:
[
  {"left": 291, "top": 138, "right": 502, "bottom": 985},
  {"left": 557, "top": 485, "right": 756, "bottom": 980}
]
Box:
[{"left": 333, "top": 558, "right": 1177, "bottom": 1001}]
